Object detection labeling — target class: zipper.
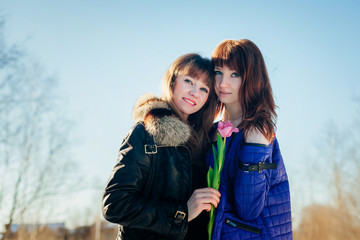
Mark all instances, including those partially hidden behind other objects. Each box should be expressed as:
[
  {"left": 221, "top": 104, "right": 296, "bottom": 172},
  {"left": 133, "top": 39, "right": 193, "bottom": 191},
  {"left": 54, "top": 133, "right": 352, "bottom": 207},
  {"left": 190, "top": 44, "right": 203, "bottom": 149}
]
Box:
[{"left": 225, "top": 218, "right": 261, "bottom": 234}]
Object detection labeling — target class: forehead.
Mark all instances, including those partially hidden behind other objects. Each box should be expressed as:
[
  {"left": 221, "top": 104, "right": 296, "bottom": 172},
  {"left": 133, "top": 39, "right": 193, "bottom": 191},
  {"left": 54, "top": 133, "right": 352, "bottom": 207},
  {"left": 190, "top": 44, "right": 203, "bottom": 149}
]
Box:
[
  {"left": 179, "top": 68, "right": 211, "bottom": 87},
  {"left": 213, "top": 55, "right": 238, "bottom": 73},
  {"left": 215, "top": 65, "right": 236, "bottom": 72},
  {"left": 178, "top": 73, "right": 210, "bottom": 87},
  {"left": 197, "top": 74, "right": 211, "bottom": 87}
]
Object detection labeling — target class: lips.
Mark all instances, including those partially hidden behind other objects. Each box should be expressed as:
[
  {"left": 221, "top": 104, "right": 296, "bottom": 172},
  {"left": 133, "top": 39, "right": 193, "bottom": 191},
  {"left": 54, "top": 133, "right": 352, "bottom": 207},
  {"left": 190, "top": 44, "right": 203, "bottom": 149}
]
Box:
[
  {"left": 218, "top": 90, "right": 232, "bottom": 96},
  {"left": 183, "top": 97, "right": 196, "bottom": 106}
]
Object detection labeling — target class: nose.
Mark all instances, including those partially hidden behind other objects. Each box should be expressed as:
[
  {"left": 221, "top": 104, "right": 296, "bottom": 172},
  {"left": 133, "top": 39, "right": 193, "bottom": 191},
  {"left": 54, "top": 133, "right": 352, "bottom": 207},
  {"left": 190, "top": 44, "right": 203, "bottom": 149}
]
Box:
[
  {"left": 218, "top": 75, "right": 229, "bottom": 88},
  {"left": 190, "top": 86, "right": 199, "bottom": 98}
]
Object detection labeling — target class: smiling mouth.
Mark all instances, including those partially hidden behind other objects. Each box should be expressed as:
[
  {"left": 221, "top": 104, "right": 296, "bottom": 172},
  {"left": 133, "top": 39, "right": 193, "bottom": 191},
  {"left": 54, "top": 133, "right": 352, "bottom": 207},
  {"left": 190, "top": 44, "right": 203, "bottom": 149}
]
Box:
[{"left": 183, "top": 98, "right": 196, "bottom": 106}]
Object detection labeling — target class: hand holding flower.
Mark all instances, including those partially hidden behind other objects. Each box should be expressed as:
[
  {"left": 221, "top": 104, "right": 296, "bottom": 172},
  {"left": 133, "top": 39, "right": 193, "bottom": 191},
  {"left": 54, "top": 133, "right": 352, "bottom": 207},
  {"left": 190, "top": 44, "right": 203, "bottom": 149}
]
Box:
[
  {"left": 207, "top": 121, "right": 239, "bottom": 239},
  {"left": 187, "top": 188, "right": 221, "bottom": 222}
]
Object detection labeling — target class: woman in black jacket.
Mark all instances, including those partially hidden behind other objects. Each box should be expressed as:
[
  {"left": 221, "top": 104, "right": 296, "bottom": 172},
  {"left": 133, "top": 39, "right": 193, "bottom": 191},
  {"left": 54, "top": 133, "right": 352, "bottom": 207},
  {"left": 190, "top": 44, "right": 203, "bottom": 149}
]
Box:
[{"left": 102, "top": 53, "right": 221, "bottom": 240}]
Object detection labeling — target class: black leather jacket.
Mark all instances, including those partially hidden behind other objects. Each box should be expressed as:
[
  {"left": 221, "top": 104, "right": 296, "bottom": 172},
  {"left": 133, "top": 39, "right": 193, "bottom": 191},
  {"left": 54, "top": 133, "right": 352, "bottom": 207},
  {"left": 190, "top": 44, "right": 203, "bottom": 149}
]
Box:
[{"left": 103, "top": 94, "right": 193, "bottom": 240}]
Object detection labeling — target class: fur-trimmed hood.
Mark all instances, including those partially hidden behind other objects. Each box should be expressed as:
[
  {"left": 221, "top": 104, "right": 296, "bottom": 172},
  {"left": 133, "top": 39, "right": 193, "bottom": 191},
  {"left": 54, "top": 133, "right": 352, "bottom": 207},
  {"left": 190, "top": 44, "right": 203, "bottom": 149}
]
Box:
[{"left": 132, "top": 94, "right": 191, "bottom": 146}]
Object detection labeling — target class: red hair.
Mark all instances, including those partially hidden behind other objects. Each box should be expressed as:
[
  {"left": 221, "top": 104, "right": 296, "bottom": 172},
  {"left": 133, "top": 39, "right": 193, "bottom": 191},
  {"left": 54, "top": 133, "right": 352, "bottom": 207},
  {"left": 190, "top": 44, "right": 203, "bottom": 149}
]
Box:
[{"left": 212, "top": 39, "right": 277, "bottom": 141}]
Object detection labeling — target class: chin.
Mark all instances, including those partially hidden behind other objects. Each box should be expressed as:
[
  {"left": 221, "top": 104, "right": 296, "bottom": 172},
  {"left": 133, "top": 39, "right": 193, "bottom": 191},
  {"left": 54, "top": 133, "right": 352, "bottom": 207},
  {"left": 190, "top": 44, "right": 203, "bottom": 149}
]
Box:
[
  {"left": 218, "top": 99, "right": 229, "bottom": 104},
  {"left": 183, "top": 110, "right": 198, "bottom": 116}
]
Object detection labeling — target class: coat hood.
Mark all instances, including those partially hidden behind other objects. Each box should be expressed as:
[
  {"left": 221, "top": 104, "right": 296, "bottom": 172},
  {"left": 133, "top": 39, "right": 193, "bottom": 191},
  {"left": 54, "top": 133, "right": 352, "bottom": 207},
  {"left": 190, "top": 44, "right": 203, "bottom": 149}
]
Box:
[{"left": 132, "top": 94, "right": 191, "bottom": 146}]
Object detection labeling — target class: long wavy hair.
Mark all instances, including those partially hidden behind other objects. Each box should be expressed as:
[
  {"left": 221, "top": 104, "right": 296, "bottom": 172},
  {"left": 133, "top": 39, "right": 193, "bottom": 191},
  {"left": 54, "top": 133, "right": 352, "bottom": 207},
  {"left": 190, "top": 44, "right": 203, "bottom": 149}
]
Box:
[
  {"left": 212, "top": 39, "right": 277, "bottom": 141},
  {"left": 162, "top": 53, "right": 217, "bottom": 155}
]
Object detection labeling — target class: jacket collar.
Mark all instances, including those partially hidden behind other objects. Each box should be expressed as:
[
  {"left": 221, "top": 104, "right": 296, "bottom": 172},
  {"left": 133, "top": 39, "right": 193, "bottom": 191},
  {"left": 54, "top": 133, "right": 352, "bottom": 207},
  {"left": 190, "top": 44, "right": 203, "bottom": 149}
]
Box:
[{"left": 132, "top": 94, "right": 191, "bottom": 146}]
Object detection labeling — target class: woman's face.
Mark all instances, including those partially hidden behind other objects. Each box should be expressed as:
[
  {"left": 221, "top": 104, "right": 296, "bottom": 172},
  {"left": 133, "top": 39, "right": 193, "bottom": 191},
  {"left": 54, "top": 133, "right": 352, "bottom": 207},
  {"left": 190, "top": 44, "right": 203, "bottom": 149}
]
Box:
[
  {"left": 214, "top": 66, "right": 242, "bottom": 105},
  {"left": 172, "top": 74, "right": 210, "bottom": 119}
]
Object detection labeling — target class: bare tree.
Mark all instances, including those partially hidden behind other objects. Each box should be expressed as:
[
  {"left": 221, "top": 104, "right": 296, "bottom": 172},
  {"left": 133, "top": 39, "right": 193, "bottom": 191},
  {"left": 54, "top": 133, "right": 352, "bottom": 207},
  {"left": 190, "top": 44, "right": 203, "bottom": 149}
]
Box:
[
  {"left": 294, "top": 111, "right": 360, "bottom": 239},
  {"left": 0, "top": 16, "right": 78, "bottom": 239}
]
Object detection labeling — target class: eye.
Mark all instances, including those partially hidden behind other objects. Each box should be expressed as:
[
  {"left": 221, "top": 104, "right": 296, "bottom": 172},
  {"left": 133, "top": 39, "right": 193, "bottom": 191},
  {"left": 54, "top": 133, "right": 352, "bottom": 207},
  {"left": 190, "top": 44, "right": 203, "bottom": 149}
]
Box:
[
  {"left": 200, "top": 87, "right": 209, "bottom": 93},
  {"left": 215, "top": 71, "right": 223, "bottom": 75},
  {"left": 184, "top": 79, "right": 193, "bottom": 84},
  {"left": 231, "top": 72, "right": 240, "bottom": 78}
]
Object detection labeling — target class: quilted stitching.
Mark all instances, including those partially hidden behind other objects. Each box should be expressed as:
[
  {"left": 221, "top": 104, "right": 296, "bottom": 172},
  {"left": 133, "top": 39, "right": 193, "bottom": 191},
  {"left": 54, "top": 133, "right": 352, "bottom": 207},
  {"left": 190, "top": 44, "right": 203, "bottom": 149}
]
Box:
[{"left": 206, "top": 130, "right": 292, "bottom": 239}]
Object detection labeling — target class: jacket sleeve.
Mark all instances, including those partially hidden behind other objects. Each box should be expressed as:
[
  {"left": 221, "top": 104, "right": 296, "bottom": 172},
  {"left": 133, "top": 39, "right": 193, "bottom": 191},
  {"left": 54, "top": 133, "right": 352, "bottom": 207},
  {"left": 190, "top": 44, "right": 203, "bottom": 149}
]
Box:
[
  {"left": 102, "top": 123, "right": 188, "bottom": 238},
  {"left": 233, "top": 138, "right": 288, "bottom": 221}
]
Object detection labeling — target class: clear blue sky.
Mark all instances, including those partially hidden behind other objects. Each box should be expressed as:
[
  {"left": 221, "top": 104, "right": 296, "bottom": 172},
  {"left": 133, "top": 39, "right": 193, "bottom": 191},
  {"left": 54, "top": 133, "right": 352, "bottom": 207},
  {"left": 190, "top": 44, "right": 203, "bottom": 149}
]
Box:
[{"left": 2, "top": 0, "right": 360, "bottom": 226}]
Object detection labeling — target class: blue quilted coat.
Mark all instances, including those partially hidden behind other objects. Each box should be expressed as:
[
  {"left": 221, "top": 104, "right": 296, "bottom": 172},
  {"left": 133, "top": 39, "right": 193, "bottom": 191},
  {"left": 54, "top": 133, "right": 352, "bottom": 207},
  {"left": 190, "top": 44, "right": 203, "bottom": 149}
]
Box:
[{"left": 206, "top": 129, "right": 292, "bottom": 239}]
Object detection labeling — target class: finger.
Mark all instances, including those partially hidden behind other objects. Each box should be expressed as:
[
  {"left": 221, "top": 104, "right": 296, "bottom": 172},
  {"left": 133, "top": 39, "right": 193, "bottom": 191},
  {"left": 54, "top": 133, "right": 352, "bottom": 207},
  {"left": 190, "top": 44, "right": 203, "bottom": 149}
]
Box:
[
  {"left": 193, "top": 188, "right": 221, "bottom": 199},
  {"left": 210, "top": 188, "right": 221, "bottom": 197},
  {"left": 204, "top": 203, "right": 213, "bottom": 211},
  {"left": 195, "top": 195, "right": 220, "bottom": 208},
  {"left": 202, "top": 192, "right": 221, "bottom": 203},
  {"left": 194, "top": 192, "right": 221, "bottom": 206},
  {"left": 192, "top": 196, "right": 220, "bottom": 207},
  {"left": 194, "top": 202, "right": 213, "bottom": 212},
  {"left": 195, "top": 187, "right": 221, "bottom": 197}
]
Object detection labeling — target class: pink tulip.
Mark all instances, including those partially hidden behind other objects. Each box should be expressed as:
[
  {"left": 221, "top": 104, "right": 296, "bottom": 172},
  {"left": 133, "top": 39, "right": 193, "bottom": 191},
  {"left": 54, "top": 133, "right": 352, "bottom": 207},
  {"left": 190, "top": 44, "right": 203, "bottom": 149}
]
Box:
[
  {"left": 207, "top": 120, "right": 239, "bottom": 239},
  {"left": 217, "top": 120, "right": 239, "bottom": 137}
]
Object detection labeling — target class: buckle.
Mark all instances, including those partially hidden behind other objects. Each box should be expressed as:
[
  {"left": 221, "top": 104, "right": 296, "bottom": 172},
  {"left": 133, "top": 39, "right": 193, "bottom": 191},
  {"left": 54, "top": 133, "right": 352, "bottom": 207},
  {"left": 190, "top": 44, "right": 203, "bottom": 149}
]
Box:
[
  {"left": 258, "top": 162, "right": 265, "bottom": 173},
  {"left": 241, "top": 161, "right": 275, "bottom": 173},
  {"left": 242, "top": 163, "right": 249, "bottom": 173},
  {"left": 144, "top": 144, "right": 157, "bottom": 154},
  {"left": 174, "top": 211, "right": 186, "bottom": 221}
]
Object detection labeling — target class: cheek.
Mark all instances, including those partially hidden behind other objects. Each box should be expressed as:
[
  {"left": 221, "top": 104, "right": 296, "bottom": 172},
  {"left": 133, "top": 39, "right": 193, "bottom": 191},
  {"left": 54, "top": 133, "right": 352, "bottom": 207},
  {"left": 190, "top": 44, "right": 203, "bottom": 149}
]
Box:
[
  {"left": 203, "top": 95, "right": 209, "bottom": 104},
  {"left": 198, "top": 94, "right": 209, "bottom": 108},
  {"left": 214, "top": 85, "right": 220, "bottom": 95},
  {"left": 233, "top": 79, "right": 242, "bottom": 91},
  {"left": 214, "top": 78, "right": 222, "bottom": 90},
  {"left": 172, "top": 82, "right": 182, "bottom": 99},
  {"left": 235, "top": 83, "right": 241, "bottom": 93}
]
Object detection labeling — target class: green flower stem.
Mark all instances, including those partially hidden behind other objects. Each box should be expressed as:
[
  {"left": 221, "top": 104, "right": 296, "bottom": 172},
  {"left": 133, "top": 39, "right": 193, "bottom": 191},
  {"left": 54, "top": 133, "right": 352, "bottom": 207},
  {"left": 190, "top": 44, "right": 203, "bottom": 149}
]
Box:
[
  {"left": 208, "top": 206, "right": 215, "bottom": 240},
  {"left": 207, "top": 133, "right": 226, "bottom": 240}
]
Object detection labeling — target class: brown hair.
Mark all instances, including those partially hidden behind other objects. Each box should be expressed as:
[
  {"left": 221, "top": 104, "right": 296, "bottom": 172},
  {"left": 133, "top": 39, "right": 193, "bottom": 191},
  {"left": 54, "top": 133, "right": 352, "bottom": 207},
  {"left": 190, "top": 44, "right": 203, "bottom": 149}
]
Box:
[
  {"left": 161, "top": 53, "right": 217, "bottom": 155},
  {"left": 212, "top": 39, "right": 277, "bottom": 141}
]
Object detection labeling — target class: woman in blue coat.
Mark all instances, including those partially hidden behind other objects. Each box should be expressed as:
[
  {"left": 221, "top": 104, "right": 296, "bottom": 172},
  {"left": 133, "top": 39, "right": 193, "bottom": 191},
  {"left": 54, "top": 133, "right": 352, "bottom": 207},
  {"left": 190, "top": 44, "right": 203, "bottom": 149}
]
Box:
[{"left": 207, "top": 39, "right": 292, "bottom": 239}]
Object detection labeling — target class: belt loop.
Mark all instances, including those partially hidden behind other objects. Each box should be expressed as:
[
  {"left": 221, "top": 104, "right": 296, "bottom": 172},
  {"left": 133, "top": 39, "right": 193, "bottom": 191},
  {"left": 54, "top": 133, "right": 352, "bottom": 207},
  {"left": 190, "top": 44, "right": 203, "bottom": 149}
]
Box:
[{"left": 243, "top": 163, "right": 249, "bottom": 173}]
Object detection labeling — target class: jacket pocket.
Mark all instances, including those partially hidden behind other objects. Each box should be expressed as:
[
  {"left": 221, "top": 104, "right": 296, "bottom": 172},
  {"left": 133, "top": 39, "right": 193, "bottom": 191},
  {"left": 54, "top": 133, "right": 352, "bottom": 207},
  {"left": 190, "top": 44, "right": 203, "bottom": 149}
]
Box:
[{"left": 225, "top": 218, "right": 261, "bottom": 234}]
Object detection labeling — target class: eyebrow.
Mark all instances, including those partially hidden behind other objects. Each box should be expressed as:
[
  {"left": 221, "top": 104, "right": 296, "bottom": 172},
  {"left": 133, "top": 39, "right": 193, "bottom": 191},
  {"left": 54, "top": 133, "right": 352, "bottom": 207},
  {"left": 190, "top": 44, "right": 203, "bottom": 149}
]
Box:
[{"left": 198, "top": 81, "right": 210, "bottom": 89}]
